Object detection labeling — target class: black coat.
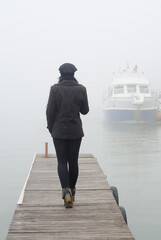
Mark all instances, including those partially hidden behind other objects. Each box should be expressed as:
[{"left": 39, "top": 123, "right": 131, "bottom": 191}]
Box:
[{"left": 46, "top": 80, "right": 89, "bottom": 139}]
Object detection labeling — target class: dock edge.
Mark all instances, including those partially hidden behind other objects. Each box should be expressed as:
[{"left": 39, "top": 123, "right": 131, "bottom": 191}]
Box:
[{"left": 17, "top": 153, "right": 36, "bottom": 205}]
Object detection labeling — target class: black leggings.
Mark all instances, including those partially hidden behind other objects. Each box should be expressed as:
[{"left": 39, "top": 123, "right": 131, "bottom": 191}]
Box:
[{"left": 53, "top": 138, "right": 82, "bottom": 189}]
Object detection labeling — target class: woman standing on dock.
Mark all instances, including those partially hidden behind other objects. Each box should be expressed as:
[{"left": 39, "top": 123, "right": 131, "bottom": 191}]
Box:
[{"left": 46, "top": 63, "right": 89, "bottom": 208}]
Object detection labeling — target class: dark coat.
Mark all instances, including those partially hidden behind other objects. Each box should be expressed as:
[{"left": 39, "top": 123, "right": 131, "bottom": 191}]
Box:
[{"left": 46, "top": 80, "right": 89, "bottom": 139}]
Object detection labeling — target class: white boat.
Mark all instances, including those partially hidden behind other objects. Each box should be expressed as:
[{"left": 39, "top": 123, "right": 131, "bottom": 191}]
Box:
[{"left": 103, "top": 66, "right": 158, "bottom": 122}]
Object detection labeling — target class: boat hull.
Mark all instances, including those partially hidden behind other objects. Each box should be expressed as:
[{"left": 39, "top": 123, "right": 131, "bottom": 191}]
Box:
[{"left": 104, "top": 109, "right": 157, "bottom": 122}]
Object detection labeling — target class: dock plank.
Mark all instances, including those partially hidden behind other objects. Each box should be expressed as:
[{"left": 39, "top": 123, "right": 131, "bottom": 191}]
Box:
[{"left": 6, "top": 154, "right": 135, "bottom": 240}]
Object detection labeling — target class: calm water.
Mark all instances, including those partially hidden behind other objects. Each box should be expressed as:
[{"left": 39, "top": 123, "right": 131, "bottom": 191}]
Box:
[{"left": 1, "top": 113, "right": 161, "bottom": 240}]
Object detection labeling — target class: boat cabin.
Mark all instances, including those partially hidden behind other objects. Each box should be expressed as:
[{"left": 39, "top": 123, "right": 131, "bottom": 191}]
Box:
[{"left": 108, "top": 77, "right": 151, "bottom": 97}]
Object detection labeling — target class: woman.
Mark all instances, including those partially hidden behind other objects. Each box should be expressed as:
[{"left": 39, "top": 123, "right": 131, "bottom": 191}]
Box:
[{"left": 46, "top": 63, "right": 89, "bottom": 208}]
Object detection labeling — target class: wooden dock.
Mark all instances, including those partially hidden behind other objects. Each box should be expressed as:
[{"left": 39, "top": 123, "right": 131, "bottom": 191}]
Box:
[{"left": 6, "top": 154, "right": 135, "bottom": 240}]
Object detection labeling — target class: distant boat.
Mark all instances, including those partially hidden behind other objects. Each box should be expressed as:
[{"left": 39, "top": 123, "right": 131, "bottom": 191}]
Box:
[{"left": 103, "top": 65, "right": 158, "bottom": 122}]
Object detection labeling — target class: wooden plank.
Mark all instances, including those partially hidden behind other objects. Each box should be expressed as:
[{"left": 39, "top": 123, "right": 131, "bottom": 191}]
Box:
[
  {"left": 9, "top": 222, "right": 131, "bottom": 234},
  {"left": 9, "top": 210, "right": 125, "bottom": 227},
  {"left": 33, "top": 157, "right": 98, "bottom": 165},
  {"left": 25, "top": 179, "right": 109, "bottom": 191},
  {"left": 23, "top": 189, "right": 115, "bottom": 205},
  {"left": 6, "top": 154, "right": 135, "bottom": 240},
  {"left": 35, "top": 153, "right": 94, "bottom": 158},
  {"left": 7, "top": 233, "right": 134, "bottom": 240}
]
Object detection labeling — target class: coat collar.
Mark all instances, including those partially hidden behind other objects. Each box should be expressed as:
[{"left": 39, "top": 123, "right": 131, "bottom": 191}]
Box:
[{"left": 58, "top": 80, "right": 79, "bottom": 86}]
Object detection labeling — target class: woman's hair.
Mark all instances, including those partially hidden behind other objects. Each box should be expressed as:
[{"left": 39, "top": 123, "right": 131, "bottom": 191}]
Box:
[{"left": 58, "top": 75, "right": 78, "bottom": 83}]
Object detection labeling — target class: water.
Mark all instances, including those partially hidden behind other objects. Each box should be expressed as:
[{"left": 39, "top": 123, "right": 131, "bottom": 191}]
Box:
[{"left": 1, "top": 113, "right": 161, "bottom": 240}]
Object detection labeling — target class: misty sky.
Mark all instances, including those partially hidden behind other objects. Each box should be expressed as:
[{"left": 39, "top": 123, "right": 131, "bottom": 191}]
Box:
[
  {"left": 1, "top": 3, "right": 161, "bottom": 239},
  {"left": 0, "top": 0, "right": 161, "bottom": 138}
]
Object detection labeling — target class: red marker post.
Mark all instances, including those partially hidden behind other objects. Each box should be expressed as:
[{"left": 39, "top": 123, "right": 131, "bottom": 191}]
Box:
[{"left": 45, "top": 142, "right": 48, "bottom": 158}]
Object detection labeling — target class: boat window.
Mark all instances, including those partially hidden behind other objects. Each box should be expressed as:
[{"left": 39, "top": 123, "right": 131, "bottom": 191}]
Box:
[
  {"left": 140, "top": 86, "right": 149, "bottom": 93},
  {"left": 114, "top": 86, "right": 124, "bottom": 94},
  {"left": 127, "top": 85, "right": 136, "bottom": 93}
]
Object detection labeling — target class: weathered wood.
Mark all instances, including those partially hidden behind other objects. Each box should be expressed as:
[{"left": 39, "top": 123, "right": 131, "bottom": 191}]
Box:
[
  {"left": 6, "top": 154, "right": 135, "bottom": 240},
  {"left": 23, "top": 189, "right": 115, "bottom": 206},
  {"left": 36, "top": 153, "right": 94, "bottom": 158}
]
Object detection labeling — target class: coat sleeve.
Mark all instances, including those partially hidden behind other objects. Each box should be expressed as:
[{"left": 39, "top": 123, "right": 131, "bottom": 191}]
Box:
[
  {"left": 80, "top": 87, "right": 89, "bottom": 115},
  {"left": 46, "top": 86, "right": 57, "bottom": 133}
]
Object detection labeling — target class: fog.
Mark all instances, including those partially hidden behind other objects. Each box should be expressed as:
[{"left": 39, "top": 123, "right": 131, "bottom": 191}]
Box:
[
  {"left": 1, "top": 1, "right": 161, "bottom": 239},
  {"left": 1, "top": 0, "right": 161, "bottom": 171},
  {"left": 1, "top": 0, "right": 161, "bottom": 113}
]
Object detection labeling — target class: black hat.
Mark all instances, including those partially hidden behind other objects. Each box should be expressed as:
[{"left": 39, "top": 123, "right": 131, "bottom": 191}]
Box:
[{"left": 59, "top": 63, "right": 77, "bottom": 76}]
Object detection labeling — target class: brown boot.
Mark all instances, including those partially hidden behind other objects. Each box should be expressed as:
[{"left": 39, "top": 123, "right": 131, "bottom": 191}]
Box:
[
  {"left": 71, "top": 187, "right": 76, "bottom": 202},
  {"left": 62, "top": 188, "right": 73, "bottom": 208}
]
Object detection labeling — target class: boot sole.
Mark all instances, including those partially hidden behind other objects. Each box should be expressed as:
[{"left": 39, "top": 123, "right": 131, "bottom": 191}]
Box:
[{"left": 65, "top": 201, "right": 73, "bottom": 208}]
